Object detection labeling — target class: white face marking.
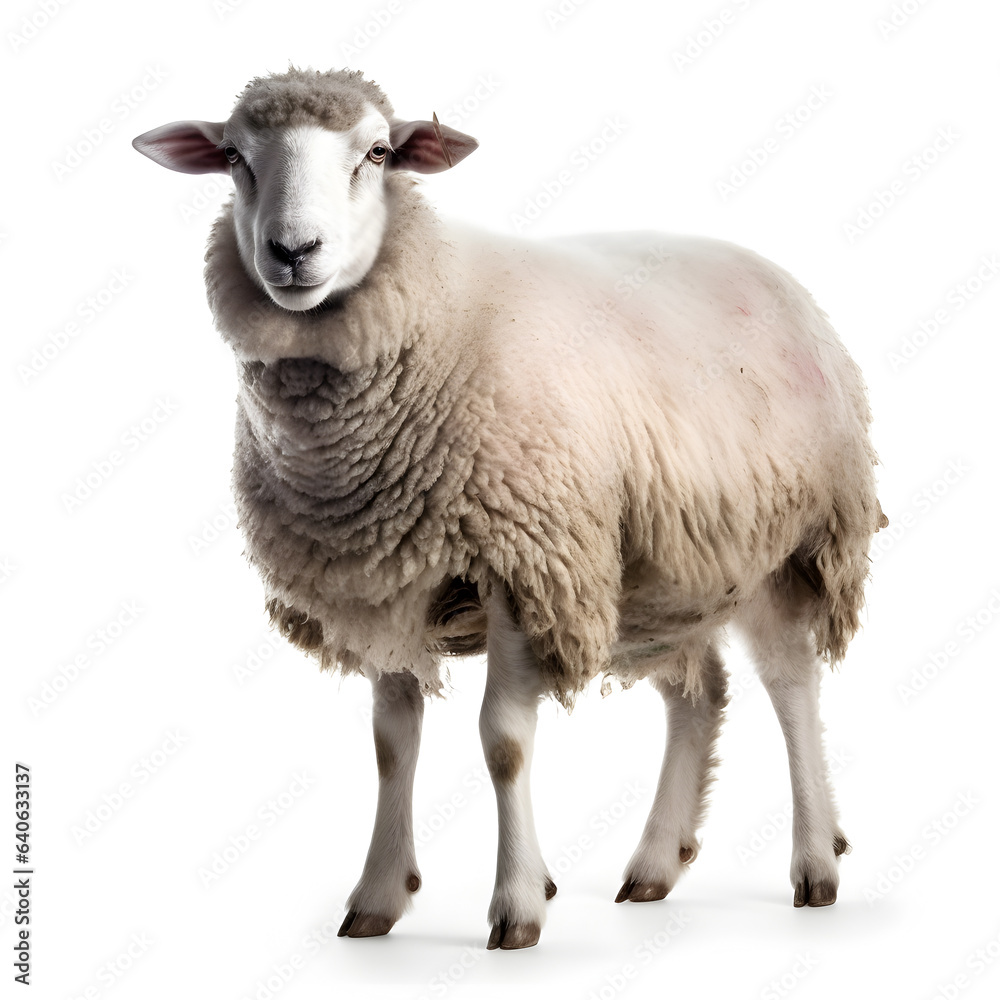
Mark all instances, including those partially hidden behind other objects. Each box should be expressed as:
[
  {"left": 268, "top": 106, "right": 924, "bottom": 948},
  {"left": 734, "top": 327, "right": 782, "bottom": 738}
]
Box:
[{"left": 227, "top": 111, "right": 391, "bottom": 311}]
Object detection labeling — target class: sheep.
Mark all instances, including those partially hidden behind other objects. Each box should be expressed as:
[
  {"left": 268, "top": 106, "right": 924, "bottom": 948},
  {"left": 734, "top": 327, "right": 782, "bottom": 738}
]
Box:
[{"left": 133, "top": 67, "right": 887, "bottom": 950}]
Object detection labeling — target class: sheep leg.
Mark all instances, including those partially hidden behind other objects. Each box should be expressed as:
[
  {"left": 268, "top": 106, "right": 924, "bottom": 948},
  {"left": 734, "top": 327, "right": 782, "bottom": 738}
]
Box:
[
  {"left": 617, "top": 646, "right": 728, "bottom": 903},
  {"left": 759, "top": 664, "right": 846, "bottom": 906},
  {"left": 338, "top": 670, "right": 424, "bottom": 938},
  {"left": 737, "top": 584, "right": 848, "bottom": 907},
  {"left": 480, "top": 586, "right": 553, "bottom": 950}
]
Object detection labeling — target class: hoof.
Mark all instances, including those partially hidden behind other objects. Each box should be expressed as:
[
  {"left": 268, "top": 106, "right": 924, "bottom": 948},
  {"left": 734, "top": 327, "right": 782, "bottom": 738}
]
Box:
[
  {"left": 793, "top": 877, "right": 838, "bottom": 908},
  {"left": 615, "top": 878, "right": 670, "bottom": 903},
  {"left": 833, "top": 835, "right": 851, "bottom": 857},
  {"left": 544, "top": 876, "right": 557, "bottom": 901},
  {"left": 487, "top": 918, "right": 540, "bottom": 950},
  {"left": 338, "top": 910, "right": 395, "bottom": 937}
]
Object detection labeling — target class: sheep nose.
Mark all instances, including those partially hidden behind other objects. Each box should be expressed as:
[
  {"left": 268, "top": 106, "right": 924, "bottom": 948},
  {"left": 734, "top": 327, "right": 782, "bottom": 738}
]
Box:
[{"left": 269, "top": 238, "right": 320, "bottom": 269}]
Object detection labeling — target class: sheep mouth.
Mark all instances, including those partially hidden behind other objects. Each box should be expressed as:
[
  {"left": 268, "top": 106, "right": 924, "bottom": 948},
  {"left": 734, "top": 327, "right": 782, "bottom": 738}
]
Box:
[
  {"left": 265, "top": 275, "right": 340, "bottom": 312},
  {"left": 264, "top": 272, "right": 328, "bottom": 289},
  {"left": 282, "top": 277, "right": 325, "bottom": 289}
]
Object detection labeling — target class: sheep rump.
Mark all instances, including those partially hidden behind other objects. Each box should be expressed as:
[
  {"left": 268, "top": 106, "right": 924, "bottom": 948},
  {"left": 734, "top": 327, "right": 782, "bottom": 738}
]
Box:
[{"left": 206, "top": 171, "right": 884, "bottom": 709}]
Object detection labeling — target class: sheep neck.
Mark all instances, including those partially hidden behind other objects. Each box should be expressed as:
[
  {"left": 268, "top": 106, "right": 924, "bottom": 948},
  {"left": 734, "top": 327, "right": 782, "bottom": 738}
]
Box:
[
  {"left": 235, "top": 347, "right": 462, "bottom": 516},
  {"left": 208, "top": 172, "right": 476, "bottom": 553}
]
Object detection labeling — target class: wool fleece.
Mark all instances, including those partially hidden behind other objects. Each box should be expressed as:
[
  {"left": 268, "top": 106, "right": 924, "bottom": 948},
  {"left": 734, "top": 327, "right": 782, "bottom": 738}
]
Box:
[{"left": 204, "top": 74, "right": 884, "bottom": 709}]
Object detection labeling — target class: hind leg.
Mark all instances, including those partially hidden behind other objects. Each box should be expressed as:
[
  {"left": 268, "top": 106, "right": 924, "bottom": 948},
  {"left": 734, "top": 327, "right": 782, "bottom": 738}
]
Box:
[
  {"left": 735, "top": 581, "right": 849, "bottom": 907},
  {"left": 617, "top": 644, "right": 728, "bottom": 903}
]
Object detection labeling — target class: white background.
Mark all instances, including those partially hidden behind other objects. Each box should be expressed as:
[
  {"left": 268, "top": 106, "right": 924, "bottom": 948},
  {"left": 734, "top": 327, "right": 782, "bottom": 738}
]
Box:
[{"left": 4, "top": 0, "right": 1000, "bottom": 998}]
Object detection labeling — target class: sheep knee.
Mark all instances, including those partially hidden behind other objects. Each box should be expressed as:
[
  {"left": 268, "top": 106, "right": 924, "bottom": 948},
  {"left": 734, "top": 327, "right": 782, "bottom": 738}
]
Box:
[{"left": 486, "top": 735, "right": 524, "bottom": 785}]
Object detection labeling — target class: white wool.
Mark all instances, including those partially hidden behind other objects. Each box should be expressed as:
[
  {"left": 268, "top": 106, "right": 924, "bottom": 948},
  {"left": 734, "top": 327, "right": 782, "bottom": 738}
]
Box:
[
  {"left": 136, "top": 67, "right": 885, "bottom": 943},
  {"left": 209, "top": 185, "right": 883, "bottom": 707}
]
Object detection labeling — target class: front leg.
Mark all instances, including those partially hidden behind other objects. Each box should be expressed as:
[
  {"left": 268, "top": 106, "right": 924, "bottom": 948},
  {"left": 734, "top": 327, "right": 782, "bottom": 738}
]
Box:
[
  {"left": 339, "top": 670, "right": 424, "bottom": 938},
  {"left": 480, "top": 584, "right": 554, "bottom": 950}
]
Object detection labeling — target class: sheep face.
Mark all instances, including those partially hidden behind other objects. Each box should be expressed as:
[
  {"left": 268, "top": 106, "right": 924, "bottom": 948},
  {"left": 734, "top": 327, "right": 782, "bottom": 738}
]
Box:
[
  {"left": 133, "top": 70, "right": 478, "bottom": 313},
  {"left": 224, "top": 113, "right": 393, "bottom": 312}
]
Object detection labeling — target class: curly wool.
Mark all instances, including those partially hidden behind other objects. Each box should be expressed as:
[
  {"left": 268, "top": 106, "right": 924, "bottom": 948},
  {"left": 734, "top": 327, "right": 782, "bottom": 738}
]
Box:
[
  {"left": 229, "top": 67, "right": 395, "bottom": 133},
  {"left": 206, "top": 155, "right": 884, "bottom": 710}
]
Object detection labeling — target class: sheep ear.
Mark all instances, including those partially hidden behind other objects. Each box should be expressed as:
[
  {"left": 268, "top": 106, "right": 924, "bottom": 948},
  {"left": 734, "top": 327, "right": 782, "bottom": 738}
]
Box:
[
  {"left": 133, "top": 120, "right": 229, "bottom": 174},
  {"left": 389, "top": 114, "right": 478, "bottom": 173}
]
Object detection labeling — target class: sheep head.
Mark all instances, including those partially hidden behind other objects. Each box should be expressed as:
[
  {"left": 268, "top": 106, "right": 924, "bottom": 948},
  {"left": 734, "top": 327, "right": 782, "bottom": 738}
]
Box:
[{"left": 133, "top": 68, "right": 478, "bottom": 312}]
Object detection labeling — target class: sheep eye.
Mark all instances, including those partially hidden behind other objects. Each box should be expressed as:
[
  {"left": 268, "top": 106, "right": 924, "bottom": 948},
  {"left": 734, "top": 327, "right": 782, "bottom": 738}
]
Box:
[
  {"left": 368, "top": 144, "right": 388, "bottom": 164},
  {"left": 224, "top": 146, "right": 241, "bottom": 164}
]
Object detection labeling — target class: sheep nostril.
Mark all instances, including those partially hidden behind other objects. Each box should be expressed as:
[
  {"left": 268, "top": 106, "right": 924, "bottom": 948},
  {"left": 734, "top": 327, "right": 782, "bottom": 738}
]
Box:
[{"left": 269, "top": 238, "right": 321, "bottom": 269}]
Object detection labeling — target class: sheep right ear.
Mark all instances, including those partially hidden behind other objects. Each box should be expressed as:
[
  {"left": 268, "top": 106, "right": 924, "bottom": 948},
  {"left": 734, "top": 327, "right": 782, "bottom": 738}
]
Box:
[
  {"left": 389, "top": 114, "right": 478, "bottom": 173},
  {"left": 132, "top": 120, "right": 229, "bottom": 174}
]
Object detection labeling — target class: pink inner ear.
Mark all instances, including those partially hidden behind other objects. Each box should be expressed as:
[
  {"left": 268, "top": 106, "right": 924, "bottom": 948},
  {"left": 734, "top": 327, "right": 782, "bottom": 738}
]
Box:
[
  {"left": 158, "top": 127, "right": 228, "bottom": 173},
  {"left": 134, "top": 122, "right": 229, "bottom": 174},
  {"left": 395, "top": 131, "right": 452, "bottom": 173},
  {"left": 390, "top": 119, "right": 478, "bottom": 174}
]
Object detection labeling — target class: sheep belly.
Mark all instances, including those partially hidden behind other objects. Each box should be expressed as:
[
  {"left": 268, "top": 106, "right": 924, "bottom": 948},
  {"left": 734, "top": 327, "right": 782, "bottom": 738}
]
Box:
[{"left": 462, "top": 230, "right": 878, "bottom": 700}]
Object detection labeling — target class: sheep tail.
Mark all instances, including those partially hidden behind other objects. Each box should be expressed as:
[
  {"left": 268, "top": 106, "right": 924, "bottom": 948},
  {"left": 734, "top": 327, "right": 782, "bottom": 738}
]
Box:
[{"left": 798, "top": 495, "right": 887, "bottom": 664}]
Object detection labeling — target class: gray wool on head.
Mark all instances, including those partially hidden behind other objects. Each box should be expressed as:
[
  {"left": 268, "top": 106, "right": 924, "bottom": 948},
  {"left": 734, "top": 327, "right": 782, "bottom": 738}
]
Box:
[{"left": 229, "top": 66, "right": 395, "bottom": 132}]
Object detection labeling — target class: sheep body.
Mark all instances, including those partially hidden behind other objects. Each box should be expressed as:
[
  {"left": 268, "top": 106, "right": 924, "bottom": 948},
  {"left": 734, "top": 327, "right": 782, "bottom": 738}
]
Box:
[
  {"left": 136, "top": 69, "right": 885, "bottom": 941},
  {"left": 207, "top": 174, "right": 881, "bottom": 709}
]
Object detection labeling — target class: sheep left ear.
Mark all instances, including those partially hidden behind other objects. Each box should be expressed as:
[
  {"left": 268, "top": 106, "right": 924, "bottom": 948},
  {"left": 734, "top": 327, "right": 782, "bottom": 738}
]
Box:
[
  {"left": 133, "top": 120, "right": 229, "bottom": 174},
  {"left": 389, "top": 113, "right": 478, "bottom": 173}
]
